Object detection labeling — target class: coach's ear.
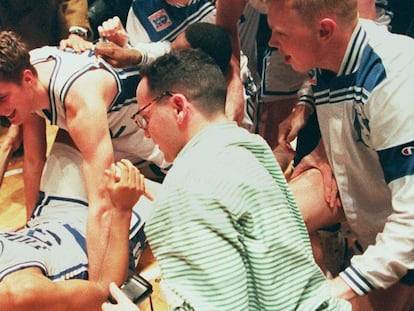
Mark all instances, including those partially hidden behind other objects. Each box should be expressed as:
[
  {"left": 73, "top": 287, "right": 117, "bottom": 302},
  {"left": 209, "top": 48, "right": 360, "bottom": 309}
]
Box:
[
  {"left": 318, "top": 18, "right": 336, "bottom": 41},
  {"left": 170, "top": 93, "right": 188, "bottom": 125}
]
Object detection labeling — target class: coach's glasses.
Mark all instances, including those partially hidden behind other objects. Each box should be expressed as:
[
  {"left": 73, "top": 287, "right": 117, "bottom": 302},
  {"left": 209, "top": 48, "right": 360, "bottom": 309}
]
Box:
[{"left": 131, "top": 91, "right": 173, "bottom": 130}]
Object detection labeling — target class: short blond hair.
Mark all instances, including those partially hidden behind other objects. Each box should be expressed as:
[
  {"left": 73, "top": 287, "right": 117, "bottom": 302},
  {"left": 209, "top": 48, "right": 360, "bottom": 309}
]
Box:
[{"left": 266, "top": 0, "right": 358, "bottom": 25}]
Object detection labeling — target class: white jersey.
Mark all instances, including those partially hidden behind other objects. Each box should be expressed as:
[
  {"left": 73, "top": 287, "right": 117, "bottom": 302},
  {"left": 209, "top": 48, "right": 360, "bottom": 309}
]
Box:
[
  {"left": 126, "top": 0, "right": 216, "bottom": 45},
  {"left": 29, "top": 46, "right": 166, "bottom": 168},
  {"left": 125, "top": 0, "right": 215, "bottom": 65},
  {"left": 312, "top": 20, "right": 414, "bottom": 293}
]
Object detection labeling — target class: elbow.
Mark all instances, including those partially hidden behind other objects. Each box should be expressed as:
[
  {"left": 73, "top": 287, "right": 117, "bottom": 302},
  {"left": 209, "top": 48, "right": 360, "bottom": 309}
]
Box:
[{"left": 0, "top": 272, "right": 45, "bottom": 310}]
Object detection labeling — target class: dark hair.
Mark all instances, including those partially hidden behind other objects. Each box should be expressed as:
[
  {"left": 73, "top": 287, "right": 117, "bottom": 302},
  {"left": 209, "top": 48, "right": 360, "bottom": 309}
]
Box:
[
  {"left": 185, "top": 22, "right": 232, "bottom": 75},
  {"left": 140, "top": 49, "right": 227, "bottom": 116},
  {"left": 0, "top": 31, "right": 35, "bottom": 84}
]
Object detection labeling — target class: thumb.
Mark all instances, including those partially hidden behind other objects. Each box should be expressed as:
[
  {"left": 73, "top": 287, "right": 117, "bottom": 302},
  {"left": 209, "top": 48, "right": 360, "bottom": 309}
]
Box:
[
  {"left": 290, "top": 160, "right": 308, "bottom": 180},
  {"left": 108, "top": 282, "right": 128, "bottom": 303},
  {"left": 286, "top": 127, "right": 299, "bottom": 144},
  {"left": 59, "top": 39, "right": 68, "bottom": 50}
]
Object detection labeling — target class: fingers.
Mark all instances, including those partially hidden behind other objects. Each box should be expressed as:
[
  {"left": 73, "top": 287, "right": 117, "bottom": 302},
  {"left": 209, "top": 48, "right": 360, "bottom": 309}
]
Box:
[
  {"left": 117, "top": 159, "right": 154, "bottom": 200},
  {"left": 94, "top": 41, "right": 113, "bottom": 54},
  {"left": 101, "top": 302, "right": 112, "bottom": 311},
  {"left": 278, "top": 123, "right": 292, "bottom": 151},
  {"left": 101, "top": 282, "right": 131, "bottom": 311},
  {"left": 59, "top": 39, "right": 68, "bottom": 50},
  {"left": 104, "top": 163, "right": 120, "bottom": 182},
  {"left": 114, "top": 165, "right": 122, "bottom": 181},
  {"left": 59, "top": 37, "right": 93, "bottom": 53},
  {"left": 290, "top": 160, "right": 308, "bottom": 180},
  {"left": 109, "top": 282, "right": 127, "bottom": 303},
  {"left": 278, "top": 105, "right": 309, "bottom": 153},
  {"left": 285, "top": 126, "right": 300, "bottom": 145},
  {"left": 277, "top": 140, "right": 295, "bottom": 154},
  {"left": 98, "top": 18, "right": 118, "bottom": 38},
  {"left": 94, "top": 42, "right": 131, "bottom": 67},
  {"left": 320, "top": 166, "right": 333, "bottom": 207},
  {"left": 278, "top": 120, "right": 299, "bottom": 154},
  {"left": 99, "top": 16, "right": 123, "bottom": 35},
  {"left": 105, "top": 160, "right": 136, "bottom": 181},
  {"left": 98, "top": 16, "right": 129, "bottom": 47},
  {"left": 113, "top": 159, "right": 135, "bottom": 183},
  {"left": 142, "top": 185, "right": 154, "bottom": 202},
  {"left": 104, "top": 160, "right": 154, "bottom": 201},
  {"left": 94, "top": 43, "right": 117, "bottom": 67},
  {"left": 278, "top": 134, "right": 296, "bottom": 154},
  {"left": 329, "top": 176, "right": 339, "bottom": 208}
]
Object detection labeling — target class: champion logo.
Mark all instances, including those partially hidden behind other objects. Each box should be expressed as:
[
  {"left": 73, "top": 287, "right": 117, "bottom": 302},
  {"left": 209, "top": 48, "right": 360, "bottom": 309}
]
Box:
[{"left": 401, "top": 146, "right": 414, "bottom": 156}]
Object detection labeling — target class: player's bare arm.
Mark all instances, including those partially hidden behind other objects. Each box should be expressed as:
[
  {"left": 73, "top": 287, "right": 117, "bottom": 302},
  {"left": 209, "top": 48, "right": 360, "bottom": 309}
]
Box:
[
  {"left": 63, "top": 68, "right": 126, "bottom": 283},
  {"left": 22, "top": 114, "right": 48, "bottom": 219},
  {"left": 216, "top": 0, "right": 248, "bottom": 124}
]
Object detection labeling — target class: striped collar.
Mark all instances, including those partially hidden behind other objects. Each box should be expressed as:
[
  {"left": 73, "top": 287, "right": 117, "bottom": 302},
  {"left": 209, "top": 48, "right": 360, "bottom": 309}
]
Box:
[{"left": 337, "top": 21, "right": 368, "bottom": 77}]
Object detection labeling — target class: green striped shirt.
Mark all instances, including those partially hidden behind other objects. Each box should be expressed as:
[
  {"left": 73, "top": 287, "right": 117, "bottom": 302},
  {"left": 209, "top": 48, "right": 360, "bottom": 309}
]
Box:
[{"left": 145, "top": 121, "right": 350, "bottom": 311}]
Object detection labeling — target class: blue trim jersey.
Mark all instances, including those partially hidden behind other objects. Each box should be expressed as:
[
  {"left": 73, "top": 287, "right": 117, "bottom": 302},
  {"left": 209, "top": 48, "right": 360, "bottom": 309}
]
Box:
[
  {"left": 126, "top": 0, "right": 215, "bottom": 45},
  {"left": 125, "top": 0, "right": 216, "bottom": 66},
  {"left": 125, "top": 0, "right": 258, "bottom": 132},
  {"left": 311, "top": 20, "right": 414, "bottom": 294},
  {"left": 0, "top": 143, "right": 147, "bottom": 282},
  {"left": 29, "top": 46, "right": 166, "bottom": 168}
]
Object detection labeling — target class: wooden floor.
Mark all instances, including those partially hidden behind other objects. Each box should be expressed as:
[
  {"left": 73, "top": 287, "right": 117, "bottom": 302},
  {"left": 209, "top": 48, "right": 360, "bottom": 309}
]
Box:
[
  {"left": 0, "top": 124, "right": 41, "bottom": 230},
  {"left": 0, "top": 124, "right": 168, "bottom": 310}
]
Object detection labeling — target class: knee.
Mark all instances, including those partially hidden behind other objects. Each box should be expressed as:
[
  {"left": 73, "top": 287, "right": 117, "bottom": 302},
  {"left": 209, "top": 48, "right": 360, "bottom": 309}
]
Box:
[{"left": 289, "top": 168, "right": 336, "bottom": 233}]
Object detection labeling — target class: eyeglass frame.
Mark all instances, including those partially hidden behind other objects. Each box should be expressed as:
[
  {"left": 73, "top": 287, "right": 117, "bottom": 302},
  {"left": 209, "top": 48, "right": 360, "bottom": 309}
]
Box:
[{"left": 131, "top": 91, "right": 174, "bottom": 129}]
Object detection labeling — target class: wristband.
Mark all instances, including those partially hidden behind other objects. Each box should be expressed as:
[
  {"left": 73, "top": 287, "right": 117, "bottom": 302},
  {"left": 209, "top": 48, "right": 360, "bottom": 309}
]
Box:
[
  {"left": 69, "top": 26, "right": 88, "bottom": 39},
  {"left": 296, "top": 101, "right": 315, "bottom": 114}
]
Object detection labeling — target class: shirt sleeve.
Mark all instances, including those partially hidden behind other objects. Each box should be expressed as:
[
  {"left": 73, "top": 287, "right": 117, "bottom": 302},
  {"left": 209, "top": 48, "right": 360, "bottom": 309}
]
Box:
[
  {"left": 132, "top": 41, "right": 171, "bottom": 65},
  {"left": 340, "top": 71, "right": 414, "bottom": 294}
]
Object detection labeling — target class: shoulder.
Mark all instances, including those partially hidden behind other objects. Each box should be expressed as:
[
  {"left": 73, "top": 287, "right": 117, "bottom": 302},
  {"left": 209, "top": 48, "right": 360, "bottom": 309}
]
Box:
[
  {"left": 69, "top": 67, "right": 118, "bottom": 96},
  {"left": 363, "top": 21, "right": 414, "bottom": 76},
  {"left": 64, "top": 65, "right": 119, "bottom": 114},
  {"left": 177, "top": 134, "right": 274, "bottom": 186}
]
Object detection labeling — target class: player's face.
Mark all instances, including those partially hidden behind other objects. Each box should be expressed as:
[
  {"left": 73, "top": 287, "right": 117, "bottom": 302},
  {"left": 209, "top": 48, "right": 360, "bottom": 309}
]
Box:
[
  {"left": 0, "top": 79, "right": 33, "bottom": 125},
  {"left": 267, "top": 2, "right": 320, "bottom": 73}
]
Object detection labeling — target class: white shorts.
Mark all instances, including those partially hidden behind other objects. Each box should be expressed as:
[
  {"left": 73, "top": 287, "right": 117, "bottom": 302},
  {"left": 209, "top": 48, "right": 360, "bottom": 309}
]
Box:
[
  {"left": 0, "top": 142, "right": 148, "bottom": 282},
  {"left": 0, "top": 197, "right": 89, "bottom": 281},
  {"left": 241, "top": 74, "right": 259, "bottom": 133},
  {"left": 260, "top": 48, "right": 308, "bottom": 102},
  {"left": 0, "top": 195, "right": 146, "bottom": 282}
]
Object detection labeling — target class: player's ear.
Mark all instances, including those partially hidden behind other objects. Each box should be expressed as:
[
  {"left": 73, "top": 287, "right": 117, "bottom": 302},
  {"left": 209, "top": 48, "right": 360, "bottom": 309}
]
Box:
[
  {"left": 318, "top": 18, "right": 336, "bottom": 41},
  {"left": 22, "top": 69, "right": 34, "bottom": 85}
]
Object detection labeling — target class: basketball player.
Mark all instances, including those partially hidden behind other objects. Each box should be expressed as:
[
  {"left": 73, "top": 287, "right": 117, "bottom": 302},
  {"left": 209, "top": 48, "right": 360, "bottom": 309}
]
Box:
[
  {"left": 0, "top": 30, "right": 166, "bottom": 292},
  {"left": 0, "top": 140, "right": 156, "bottom": 311}
]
